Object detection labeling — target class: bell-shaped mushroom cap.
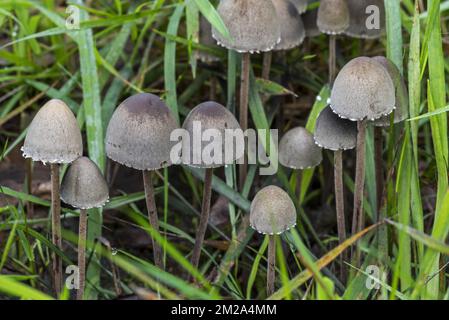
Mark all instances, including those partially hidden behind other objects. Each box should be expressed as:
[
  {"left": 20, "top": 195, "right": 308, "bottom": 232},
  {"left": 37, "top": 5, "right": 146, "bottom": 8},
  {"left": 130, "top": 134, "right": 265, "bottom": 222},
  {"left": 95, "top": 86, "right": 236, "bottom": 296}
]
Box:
[
  {"left": 182, "top": 101, "right": 241, "bottom": 169},
  {"left": 196, "top": 16, "right": 220, "bottom": 63},
  {"left": 330, "top": 57, "right": 395, "bottom": 121},
  {"left": 250, "top": 185, "right": 297, "bottom": 235},
  {"left": 22, "top": 99, "right": 82, "bottom": 164},
  {"left": 302, "top": 2, "right": 320, "bottom": 38},
  {"left": 60, "top": 157, "right": 109, "bottom": 209},
  {"left": 105, "top": 93, "right": 179, "bottom": 171},
  {"left": 314, "top": 106, "right": 357, "bottom": 151},
  {"left": 272, "top": 0, "right": 306, "bottom": 50},
  {"left": 317, "top": 0, "right": 350, "bottom": 35},
  {"left": 279, "top": 127, "right": 323, "bottom": 169},
  {"left": 345, "top": 0, "right": 385, "bottom": 39},
  {"left": 212, "top": 0, "right": 281, "bottom": 53},
  {"left": 372, "top": 56, "right": 409, "bottom": 127},
  {"left": 291, "top": 0, "right": 308, "bottom": 14}
]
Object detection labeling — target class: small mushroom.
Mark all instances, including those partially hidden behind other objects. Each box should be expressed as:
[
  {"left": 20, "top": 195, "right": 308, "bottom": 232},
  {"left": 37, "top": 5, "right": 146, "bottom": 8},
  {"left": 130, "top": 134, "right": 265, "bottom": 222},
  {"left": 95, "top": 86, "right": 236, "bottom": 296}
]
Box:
[
  {"left": 250, "top": 185, "right": 296, "bottom": 295},
  {"left": 182, "top": 101, "right": 241, "bottom": 272},
  {"left": 345, "top": 0, "right": 385, "bottom": 39},
  {"left": 330, "top": 57, "right": 395, "bottom": 242},
  {"left": 105, "top": 93, "right": 179, "bottom": 270},
  {"left": 22, "top": 98, "right": 82, "bottom": 295},
  {"left": 197, "top": 15, "right": 220, "bottom": 64},
  {"left": 60, "top": 157, "right": 109, "bottom": 300}
]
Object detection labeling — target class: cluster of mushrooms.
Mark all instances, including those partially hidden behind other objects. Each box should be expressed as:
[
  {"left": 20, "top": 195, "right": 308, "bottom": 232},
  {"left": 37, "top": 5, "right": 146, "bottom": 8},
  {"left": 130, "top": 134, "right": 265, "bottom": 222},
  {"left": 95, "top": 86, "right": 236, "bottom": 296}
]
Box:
[{"left": 20, "top": 0, "right": 408, "bottom": 298}]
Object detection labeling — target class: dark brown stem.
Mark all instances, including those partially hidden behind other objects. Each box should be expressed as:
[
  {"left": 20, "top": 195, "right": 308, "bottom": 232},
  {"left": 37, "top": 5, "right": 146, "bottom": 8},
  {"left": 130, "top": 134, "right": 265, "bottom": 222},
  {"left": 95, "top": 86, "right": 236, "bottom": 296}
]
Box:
[
  {"left": 50, "top": 163, "right": 62, "bottom": 296},
  {"left": 191, "top": 168, "right": 214, "bottom": 273},
  {"left": 374, "top": 126, "right": 384, "bottom": 216},
  {"left": 77, "top": 209, "right": 87, "bottom": 300},
  {"left": 239, "top": 52, "right": 250, "bottom": 191},
  {"left": 267, "top": 235, "right": 276, "bottom": 296},
  {"left": 209, "top": 76, "right": 217, "bottom": 101},
  {"left": 329, "top": 35, "right": 336, "bottom": 86},
  {"left": 334, "top": 150, "right": 347, "bottom": 281},
  {"left": 142, "top": 170, "right": 164, "bottom": 270},
  {"left": 262, "top": 51, "right": 272, "bottom": 80},
  {"left": 296, "top": 170, "right": 302, "bottom": 201}
]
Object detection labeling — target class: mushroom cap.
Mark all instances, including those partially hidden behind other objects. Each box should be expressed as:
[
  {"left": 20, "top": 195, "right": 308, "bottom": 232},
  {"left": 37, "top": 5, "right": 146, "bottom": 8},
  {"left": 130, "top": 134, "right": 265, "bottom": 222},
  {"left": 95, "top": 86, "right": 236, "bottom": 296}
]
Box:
[
  {"left": 345, "top": 0, "right": 385, "bottom": 39},
  {"left": 250, "top": 185, "right": 297, "bottom": 235},
  {"left": 22, "top": 99, "right": 82, "bottom": 164},
  {"left": 330, "top": 57, "right": 395, "bottom": 121},
  {"left": 197, "top": 16, "right": 220, "bottom": 63},
  {"left": 60, "top": 157, "right": 109, "bottom": 210},
  {"left": 302, "top": 2, "right": 320, "bottom": 38},
  {"left": 317, "top": 0, "right": 350, "bottom": 35},
  {"left": 372, "top": 56, "right": 409, "bottom": 127},
  {"left": 182, "top": 101, "right": 241, "bottom": 169},
  {"left": 291, "top": 0, "right": 308, "bottom": 14},
  {"left": 272, "top": 0, "right": 306, "bottom": 50},
  {"left": 314, "top": 106, "right": 358, "bottom": 151},
  {"left": 105, "top": 93, "right": 179, "bottom": 171},
  {"left": 279, "top": 127, "right": 323, "bottom": 169},
  {"left": 212, "top": 0, "right": 281, "bottom": 53}
]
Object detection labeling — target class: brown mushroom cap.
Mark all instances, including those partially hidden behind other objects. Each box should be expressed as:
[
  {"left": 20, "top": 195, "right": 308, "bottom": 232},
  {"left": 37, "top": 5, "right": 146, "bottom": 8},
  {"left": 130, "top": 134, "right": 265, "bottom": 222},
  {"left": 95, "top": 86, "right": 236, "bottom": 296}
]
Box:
[
  {"left": 330, "top": 57, "right": 395, "bottom": 121},
  {"left": 279, "top": 127, "right": 323, "bottom": 169},
  {"left": 250, "top": 185, "right": 297, "bottom": 235},
  {"left": 22, "top": 99, "right": 82, "bottom": 164},
  {"left": 197, "top": 15, "right": 220, "bottom": 63},
  {"left": 212, "top": 0, "right": 281, "bottom": 53},
  {"left": 105, "top": 93, "right": 179, "bottom": 171},
  {"left": 314, "top": 106, "right": 358, "bottom": 151},
  {"left": 291, "top": 0, "right": 308, "bottom": 14},
  {"left": 345, "top": 0, "right": 385, "bottom": 39},
  {"left": 272, "top": 0, "right": 306, "bottom": 50},
  {"left": 60, "top": 157, "right": 109, "bottom": 209},
  {"left": 317, "top": 0, "right": 350, "bottom": 35},
  {"left": 182, "top": 101, "right": 241, "bottom": 169},
  {"left": 372, "top": 56, "right": 409, "bottom": 127}
]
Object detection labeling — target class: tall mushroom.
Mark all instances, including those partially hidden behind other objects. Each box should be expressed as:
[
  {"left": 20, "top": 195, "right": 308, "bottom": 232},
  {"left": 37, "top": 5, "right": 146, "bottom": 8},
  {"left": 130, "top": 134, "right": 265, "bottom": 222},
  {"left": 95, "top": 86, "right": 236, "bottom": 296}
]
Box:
[
  {"left": 182, "top": 101, "right": 241, "bottom": 272},
  {"left": 105, "top": 93, "right": 179, "bottom": 270},
  {"left": 317, "top": 0, "right": 350, "bottom": 85},
  {"left": 22, "top": 99, "right": 82, "bottom": 295},
  {"left": 345, "top": 0, "right": 385, "bottom": 39},
  {"left": 212, "top": 0, "right": 281, "bottom": 190},
  {"left": 250, "top": 185, "right": 297, "bottom": 296},
  {"left": 330, "top": 57, "right": 395, "bottom": 240},
  {"left": 60, "top": 157, "right": 109, "bottom": 300}
]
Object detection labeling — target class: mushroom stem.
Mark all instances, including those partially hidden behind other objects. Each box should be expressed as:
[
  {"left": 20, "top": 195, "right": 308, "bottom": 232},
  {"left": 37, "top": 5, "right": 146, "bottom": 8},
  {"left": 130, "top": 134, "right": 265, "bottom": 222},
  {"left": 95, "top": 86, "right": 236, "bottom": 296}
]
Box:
[
  {"left": 209, "top": 76, "right": 217, "bottom": 101},
  {"left": 296, "top": 170, "right": 302, "bottom": 200},
  {"left": 77, "top": 209, "right": 87, "bottom": 300},
  {"left": 262, "top": 51, "right": 272, "bottom": 80},
  {"left": 50, "top": 163, "right": 62, "bottom": 295},
  {"left": 329, "top": 35, "right": 336, "bottom": 86},
  {"left": 239, "top": 52, "right": 251, "bottom": 191},
  {"left": 142, "top": 170, "right": 164, "bottom": 270},
  {"left": 191, "top": 168, "right": 214, "bottom": 272},
  {"left": 334, "top": 149, "right": 347, "bottom": 280},
  {"left": 267, "top": 235, "right": 276, "bottom": 296},
  {"left": 374, "top": 126, "right": 384, "bottom": 215},
  {"left": 26, "top": 158, "right": 33, "bottom": 217}
]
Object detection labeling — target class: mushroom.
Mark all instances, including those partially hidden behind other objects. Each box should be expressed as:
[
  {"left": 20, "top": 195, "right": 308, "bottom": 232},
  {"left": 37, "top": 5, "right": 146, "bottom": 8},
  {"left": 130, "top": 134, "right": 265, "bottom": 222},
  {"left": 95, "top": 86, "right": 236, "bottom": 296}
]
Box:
[
  {"left": 182, "top": 101, "right": 241, "bottom": 271},
  {"left": 105, "top": 93, "right": 179, "bottom": 270},
  {"left": 212, "top": 0, "right": 281, "bottom": 190},
  {"left": 330, "top": 57, "right": 395, "bottom": 239},
  {"left": 345, "top": 0, "right": 385, "bottom": 39},
  {"left": 250, "top": 185, "right": 296, "bottom": 296},
  {"left": 372, "top": 56, "right": 408, "bottom": 211},
  {"left": 317, "top": 0, "right": 350, "bottom": 85},
  {"left": 60, "top": 157, "right": 109, "bottom": 300},
  {"left": 279, "top": 126, "right": 323, "bottom": 198},
  {"left": 291, "top": 0, "right": 309, "bottom": 14},
  {"left": 22, "top": 98, "right": 82, "bottom": 295},
  {"left": 314, "top": 106, "right": 357, "bottom": 279}
]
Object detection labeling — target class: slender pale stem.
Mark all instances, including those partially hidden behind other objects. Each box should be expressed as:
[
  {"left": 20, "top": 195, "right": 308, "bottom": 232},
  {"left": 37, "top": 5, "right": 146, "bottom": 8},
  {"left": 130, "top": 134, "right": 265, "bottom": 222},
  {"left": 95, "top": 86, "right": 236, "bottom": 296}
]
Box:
[
  {"left": 262, "top": 51, "right": 272, "bottom": 80},
  {"left": 374, "top": 126, "right": 384, "bottom": 216},
  {"left": 26, "top": 158, "right": 33, "bottom": 217},
  {"left": 50, "top": 163, "right": 62, "bottom": 296},
  {"left": 77, "top": 209, "right": 87, "bottom": 300},
  {"left": 239, "top": 52, "right": 250, "bottom": 191},
  {"left": 329, "top": 35, "right": 337, "bottom": 86},
  {"left": 142, "top": 170, "right": 164, "bottom": 270},
  {"left": 267, "top": 235, "right": 276, "bottom": 296},
  {"left": 191, "top": 168, "right": 214, "bottom": 272},
  {"left": 334, "top": 150, "right": 347, "bottom": 280}
]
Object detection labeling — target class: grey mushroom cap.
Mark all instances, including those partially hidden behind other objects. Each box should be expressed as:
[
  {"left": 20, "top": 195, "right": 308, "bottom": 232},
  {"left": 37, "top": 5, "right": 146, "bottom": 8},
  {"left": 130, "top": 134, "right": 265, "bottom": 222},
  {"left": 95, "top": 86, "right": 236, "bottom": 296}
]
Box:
[
  {"left": 250, "top": 185, "right": 297, "bottom": 235},
  {"left": 182, "top": 101, "right": 241, "bottom": 169},
  {"left": 272, "top": 0, "right": 306, "bottom": 50},
  {"left": 291, "top": 0, "right": 308, "bottom": 14},
  {"left": 279, "top": 127, "right": 323, "bottom": 169},
  {"left": 317, "top": 0, "right": 350, "bottom": 35},
  {"left": 196, "top": 16, "right": 220, "bottom": 63},
  {"left": 21, "top": 99, "right": 82, "bottom": 164},
  {"left": 314, "top": 106, "right": 357, "bottom": 151},
  {"left": 302, "top": 2, "right": 320, "bottom": 38},
  {"left": 345, "top": 0, "right": 385, "bottom": 39},
  {"left": 60, "top": 157, "right": 109, "bottom": 210},
  {"left": 105, "top": 93, "right": 179, "bottom": 171},
  {"left": 330, "top": 57, "right": 396, "bottom": 121},
  {"left": 212, "top": 0, "right": 281, "bottom": 53},
  {"left": 372, "top": 56, "right": 409, "bottom": 127}
]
